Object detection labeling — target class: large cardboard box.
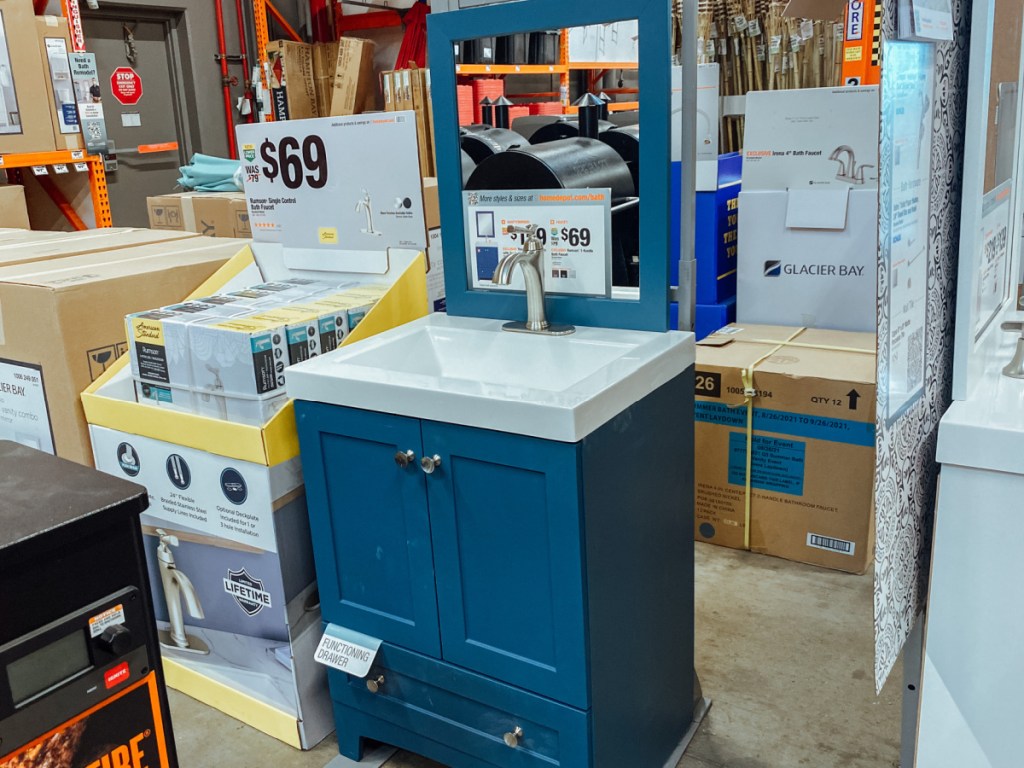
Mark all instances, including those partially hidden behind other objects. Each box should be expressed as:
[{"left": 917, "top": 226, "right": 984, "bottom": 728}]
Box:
[
  {"left": 35, "top": 15, "right": 84, "bottom": 151},
  {"left": 0, "top": 184, "right": 29, "bottom": 228},
  {"left": 694, "top": 324, "right": 877, "bottom": 573},
  {"left": 0, "top": 237, "right": 241, "bottom": 464},
  {"left": 267, "top": 40, "right": 318, "bottom": 121},
  {"left": 314, "top": 37, "right": 375, "bottom": 117},
  {"left": 0, "top": 0, "right": 56, "bottom": 153},
  {"left": 0, "top": 227, "right": 199, "bottom": 268}
]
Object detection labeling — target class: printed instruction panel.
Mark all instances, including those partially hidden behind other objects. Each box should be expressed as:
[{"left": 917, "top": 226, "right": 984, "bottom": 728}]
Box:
[
  {"left": 883, "top": 42, "right": 933, "bottom": 422},
  {"left": 0, "top": 359, "right": 54, "bottom": 453},
  {"left": 464, "top": 189, "right": 612, "bottom": 297}
]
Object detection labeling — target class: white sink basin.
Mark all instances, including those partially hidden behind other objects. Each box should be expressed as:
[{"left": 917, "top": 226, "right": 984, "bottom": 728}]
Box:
[{"left": 285, "top": 314, "right": 695, "bottom": 442}]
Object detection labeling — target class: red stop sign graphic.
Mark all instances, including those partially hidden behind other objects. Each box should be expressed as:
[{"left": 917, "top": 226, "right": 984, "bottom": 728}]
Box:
[{"left": 110, "top": 67, "right": 143, "bottom": 106}]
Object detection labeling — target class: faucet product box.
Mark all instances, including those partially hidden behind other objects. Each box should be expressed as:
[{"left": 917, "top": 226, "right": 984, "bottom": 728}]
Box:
[
  {"left": 0, "top": 236, "right": 240, "bottom": 464},
  {"left": 189, "top": 316, "right": 291, "bottom": 398},
  {"left": 736, "top": 188, "right": 878, "bottom": 332},
  {"left": 0, "top": 0, "right": 57, "bottom": 154},
  {"left": 693, "top": 324, "right": 877, "bottom": 574},
  {"left": 88, "top": 424, "right": 333, "bottom": 750},
  {"left": 35, "top": 15, "right": 84, "bottom": 152},
  {"left": 267, "top": 40, "right": 319, "bottom": 121}
]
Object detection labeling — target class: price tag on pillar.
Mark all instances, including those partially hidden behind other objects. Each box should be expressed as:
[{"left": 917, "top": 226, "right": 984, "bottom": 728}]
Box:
[
  {"left": 236, "top": 113, "right": 427, "bottom": 274},
  {"left": 464, "top": 189, "right": 613, "bottom": 297}
]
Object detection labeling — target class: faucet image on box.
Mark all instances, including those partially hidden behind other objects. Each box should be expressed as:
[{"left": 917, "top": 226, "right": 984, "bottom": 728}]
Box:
[
  {"left": 200, "top": 364, "right": 228, "bottom": 420},
  {"left": 156, "top": 529, "right": 211, "bottom": 655},
  {"left": 829, "top": 145, "right": 875, "bottom": 185},
  {"left": 493, "top": 224, "right": 575, "bottom": 336},
  {"left": 356, "top": 189, "right": 383, "bottom": 237}
]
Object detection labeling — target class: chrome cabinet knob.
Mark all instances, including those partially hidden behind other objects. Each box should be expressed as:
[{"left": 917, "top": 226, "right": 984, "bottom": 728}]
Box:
[
  {"left": 394, "top": 450, "right": 416, "bottom": 468},
  {"left": 503, "top": 726, "right": 524, "bottom": 748},
  {"left": 420, "top": 454, "right": 442, "bottom": 474},
  {"left": 366, "top": 675, "right": 385, "bottom": 693}
]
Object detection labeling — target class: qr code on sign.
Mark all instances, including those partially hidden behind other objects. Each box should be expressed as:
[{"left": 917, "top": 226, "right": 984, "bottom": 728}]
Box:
[{"left": 907, "top": 327, "right": 924, "bottom": 389}]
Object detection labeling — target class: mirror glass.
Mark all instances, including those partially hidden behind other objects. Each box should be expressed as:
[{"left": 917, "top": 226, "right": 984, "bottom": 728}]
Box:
[{"left": 452, "top": 22, "right": 642, "bottom": 301}]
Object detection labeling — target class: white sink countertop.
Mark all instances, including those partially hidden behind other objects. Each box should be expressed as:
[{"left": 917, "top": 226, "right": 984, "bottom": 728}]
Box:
[
  {"left": 938, "top": 318, "right": 1024, "bottom": 475},
  {"left": 286, "top": 313, "right": 695, "bottom": 442}
]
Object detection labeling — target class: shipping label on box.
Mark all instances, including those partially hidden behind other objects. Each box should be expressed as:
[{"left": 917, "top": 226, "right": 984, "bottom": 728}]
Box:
[{"left": 694, "top": 324, "right": 877, "bottom": 573}]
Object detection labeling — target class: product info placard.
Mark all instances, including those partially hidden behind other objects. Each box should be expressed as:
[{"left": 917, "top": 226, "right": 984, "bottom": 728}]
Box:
[{"left": 463, "top": 189, "right": 612, "bottom": 298}]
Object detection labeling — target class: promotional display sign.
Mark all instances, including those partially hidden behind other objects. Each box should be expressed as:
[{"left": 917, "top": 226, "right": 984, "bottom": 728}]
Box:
[
  {"left": 238, "top": 113, "right": 427, "bottom": 274},
  {"left": 43, "top": 38, "right": 79, "bottom": 135},
  {"left": 882, "top": 42, "right": 933, "bottom": 422},
  {"left": 743, "top": 86, "right": 880, "bottom": 191},
  {"left": 462, "top": 189, "right": 612, "bottom": 297},
  {"left": 975, "top": 180, "right": 1013, "bottom": 339},
  {"left": 0, "top": 359, "right": 54, "bottom": 453},
  {"left": 69, "top": 53, "right": 108, "bottom": 153}
]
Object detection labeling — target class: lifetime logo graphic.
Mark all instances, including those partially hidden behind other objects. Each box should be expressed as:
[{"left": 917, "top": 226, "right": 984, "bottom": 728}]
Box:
[
  {"left": 764, "top": 261, "right": 865, "bottom": 278},
  {"left": 224, "top": 568, "right": 273, "bottom": 616}
]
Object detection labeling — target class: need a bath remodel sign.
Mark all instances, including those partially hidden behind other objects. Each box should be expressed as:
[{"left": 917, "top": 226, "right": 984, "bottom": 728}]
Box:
[{"left": 0, "top": 359, "right": 54, "bottom": 454}]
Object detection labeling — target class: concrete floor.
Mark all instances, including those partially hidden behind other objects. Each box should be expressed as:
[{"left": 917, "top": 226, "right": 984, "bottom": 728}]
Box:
[{"left": 170, "top": 543, "right": 903, "bottom": 768}]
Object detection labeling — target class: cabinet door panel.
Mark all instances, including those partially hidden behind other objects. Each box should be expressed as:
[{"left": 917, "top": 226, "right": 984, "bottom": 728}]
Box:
[
  {"left": 296, "top": 402, "right": 440, "bottom": 657},
  {"left": 423, "top": 421, "right": 589, "bottom": 708}
]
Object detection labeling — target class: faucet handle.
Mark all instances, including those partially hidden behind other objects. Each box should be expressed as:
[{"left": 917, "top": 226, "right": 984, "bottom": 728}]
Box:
[
  {"left": 156, "top": 529, "right": 179, "bottom": 547},
  {"left": 1001, "top": 321, "right": 1024, "bottom": 335}
]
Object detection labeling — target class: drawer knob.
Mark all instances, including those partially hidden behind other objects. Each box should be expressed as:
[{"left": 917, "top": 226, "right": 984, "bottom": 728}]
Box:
[
  {"left": 394, "top": 450, "right": 416, "bottom": 468},
  {"left": 420, "top": 454, "right": 442, "bottom": 474},
  {"left": 503, "top": 726, "right": 524, "bottom": 748},
  {"left": 366, "top": 675, "right": 385, "bottom": 693}
]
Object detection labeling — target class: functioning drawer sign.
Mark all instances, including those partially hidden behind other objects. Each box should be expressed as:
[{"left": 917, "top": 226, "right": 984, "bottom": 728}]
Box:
[
  {"left": 314, "top": 624, "right": 381, "bottom": 679},
  {"left": 464, "top": 189, "right": 612, "bottom": 297},
  {"left": 0, "top": 359, "right": 54, "bottom": 454}
]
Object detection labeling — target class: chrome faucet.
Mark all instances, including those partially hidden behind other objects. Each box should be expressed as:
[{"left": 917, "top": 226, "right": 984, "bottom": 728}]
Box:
[
  {"left": 493, "top": 224, "right": 575, "bottom": 336},
  {"left": 830, "top": 145, "right": 860, "bottom": 183},
  {"left": 1001, "top": 321, "right": 1024, "bottom": 379},
  {"left": 156, "top": 529, "right": 210, "bottom": 655}
]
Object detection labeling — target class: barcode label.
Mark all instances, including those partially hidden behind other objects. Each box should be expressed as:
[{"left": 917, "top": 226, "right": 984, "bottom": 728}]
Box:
[{"left": 806, "top": 533, "right": 856, "bottom": 556}]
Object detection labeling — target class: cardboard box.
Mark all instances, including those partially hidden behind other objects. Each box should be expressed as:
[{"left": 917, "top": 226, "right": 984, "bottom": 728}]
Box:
[
  {"left": 0, "top": 227, "right": 199, "bottom": 268},
  {"left": 0, "top": 184, "right": 29, "bottom": 228},
  {"left": 0, "top": 237, "right": 242, "bottom": 465},
  {"left": 737, "top": 188, "right": 878, "bottom": 332},
  {"left": 0, "top": 0, "right": 56, "bottom": 154},
  {"left": 267, "top": 40, "right": 318, "bottom": 121},
  {"left": 192, "top": 193, "right": 252, "bottom": 238},
  {"left": 320, "top": 36, "right": 375, "bottom": 117},
  {"left": 693, "top": 324, "right": 876, "bottom": 573},
  {"left": 36, "top": 15, "right": 83, "bottom": 151},
  {"left": 148, "top": 192, "right": 252, "bottom": 238}
]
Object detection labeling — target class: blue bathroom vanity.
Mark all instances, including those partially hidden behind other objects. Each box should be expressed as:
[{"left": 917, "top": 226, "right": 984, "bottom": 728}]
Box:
[{"left": 288, "top": 314, "right": 697, "bottom": 768}]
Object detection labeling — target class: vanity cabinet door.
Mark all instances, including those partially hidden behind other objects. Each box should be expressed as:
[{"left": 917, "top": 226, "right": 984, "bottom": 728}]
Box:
[
  {"left": 296, "top": 402, "right": 441, "bottom": 658},
  {"left": 421, "top": 421, "right": 589, "bottom": 709}
]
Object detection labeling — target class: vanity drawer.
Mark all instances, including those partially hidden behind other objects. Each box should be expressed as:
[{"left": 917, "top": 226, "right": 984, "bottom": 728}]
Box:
[{"left": 329, "top": 644, "right": 591, "bottom": 768}]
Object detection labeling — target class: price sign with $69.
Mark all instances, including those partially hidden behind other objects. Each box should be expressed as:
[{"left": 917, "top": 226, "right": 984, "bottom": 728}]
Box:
[{"left": 254, "top": 135, "right": 328, "bottom": 190}]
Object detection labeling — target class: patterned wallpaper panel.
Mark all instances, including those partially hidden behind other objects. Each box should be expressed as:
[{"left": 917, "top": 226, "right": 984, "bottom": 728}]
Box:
[{"left": 874, "top": 0, "right": 970, "bottom": 691}]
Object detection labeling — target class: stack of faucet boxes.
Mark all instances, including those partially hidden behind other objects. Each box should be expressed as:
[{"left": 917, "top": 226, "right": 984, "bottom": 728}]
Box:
[
  {"left": 126, "top": 279, "right": 388, "bottom": 425},
  {"left": 85, "top": 243, "right": 428, "bottom": 749}
]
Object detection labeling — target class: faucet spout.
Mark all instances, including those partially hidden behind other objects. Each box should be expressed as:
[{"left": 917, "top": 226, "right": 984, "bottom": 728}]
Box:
[{"left": 830, "top": 145, "right": 856, "bottom": 179}]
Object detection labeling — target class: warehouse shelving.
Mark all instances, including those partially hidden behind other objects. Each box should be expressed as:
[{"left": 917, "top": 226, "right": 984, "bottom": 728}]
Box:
[{"left": 1, "top": 150, "right": 112, "bottom": 229}]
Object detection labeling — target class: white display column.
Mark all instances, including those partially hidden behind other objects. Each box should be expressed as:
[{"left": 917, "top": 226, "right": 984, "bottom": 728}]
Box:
[{"left": 916, "top": 330, "right": 1024, "bottom": 767}]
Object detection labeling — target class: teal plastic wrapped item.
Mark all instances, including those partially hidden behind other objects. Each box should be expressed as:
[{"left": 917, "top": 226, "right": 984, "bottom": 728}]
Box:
[{"left": 177, "top": 153, "right": 243, "bottom": 192}]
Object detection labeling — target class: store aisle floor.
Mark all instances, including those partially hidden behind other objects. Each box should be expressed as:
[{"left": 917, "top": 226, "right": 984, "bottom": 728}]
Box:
[{"left": 169, "top": 544, "right": 903, "bottom": 768}]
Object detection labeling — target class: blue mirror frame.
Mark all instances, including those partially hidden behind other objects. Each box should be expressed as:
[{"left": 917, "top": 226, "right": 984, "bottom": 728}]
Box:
[{"left": 427, "top": 0, "right": 674, "bottom": 332}]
